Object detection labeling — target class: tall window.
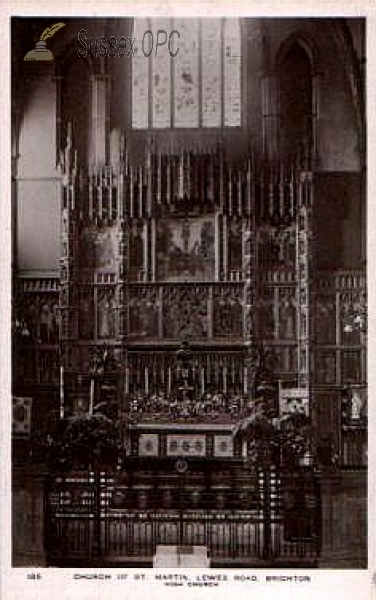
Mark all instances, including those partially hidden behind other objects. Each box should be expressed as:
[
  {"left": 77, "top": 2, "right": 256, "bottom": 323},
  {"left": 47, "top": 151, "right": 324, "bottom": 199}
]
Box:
[{"left": 132, "top": 18, "right": 241, "bottom": 129}]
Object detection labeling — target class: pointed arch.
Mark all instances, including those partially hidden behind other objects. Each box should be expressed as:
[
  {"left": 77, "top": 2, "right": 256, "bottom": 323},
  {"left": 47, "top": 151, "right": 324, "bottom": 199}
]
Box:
[{"left": 276, "top": 33, "right": 318, "bottom": 164}]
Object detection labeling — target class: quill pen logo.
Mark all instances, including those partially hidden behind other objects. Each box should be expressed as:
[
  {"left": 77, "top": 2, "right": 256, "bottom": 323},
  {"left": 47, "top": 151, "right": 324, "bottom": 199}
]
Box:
[{"left": 24, "top": 22, "right": 65, "bottom": 61}]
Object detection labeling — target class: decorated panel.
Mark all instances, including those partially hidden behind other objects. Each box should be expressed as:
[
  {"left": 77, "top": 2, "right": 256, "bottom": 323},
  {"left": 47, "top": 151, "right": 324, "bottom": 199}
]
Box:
[
  {"left": 37, "top": 349, "right": 60, "bottom": 384},
  {"left": 13, "top": 397, "right": 32, "bottom": 435},
  {"left": 166, "top": 434, "right": 206, "bottom": 457},
  {"left": 213, "top": 286, "right": 242, "bottom": 338},
  {"left": 314, "top": 295, "right": 336, "bottom": 344},
  {"left": 257, "top": 225, "right": 296, "bottom": 270},
  {"left": 78, "top": 287, "right": 94, "bottom": 340},
  {"left": 274, "top": 345, "right": 298, "bottom": 374},
  {"left": 341, "top": 385, "right": 367, "bottom": 424},
  {"left": 128, "top": 221, "right": 144, "bottom": 282},
  {"left": 213, "top": 435, "right": 233, "bottom": 458},
  {"left": 257, "top": 286, "right": 275, "bottom": 339},
  {"left": 138, "top": 433, "right": 160, "bottom": 457},
  {"left": 279, "top": 388, "right": 309, "bottom": 416},
  {"left": 340, "top": 291, "right": 365, "bottom": 346},
  {"left": 228, "top": 217, "right": 243, "bottom": 273},
  {"left": 163, "top": 286, "right": 208, "bottom": 338},
  {"left": 279, "top": 287, "right": 297, "bottom": 340},
  {"left": 314, "top": 350, "right": 337, "bottom": 385},
  {"left": 79, "top": 225, "right": 117, "bottom": 270},
  {"left": 97, "top": 287, "right": 117, "bottom": 339},
  {"left": 341, "top": 350, "right": 362, "bottom": 384},
  {"left": 128, "top": 286, "right": 159, "bottom": 338},
  {"left": 156, "top": 217, "right": 215, "bottom": 282}
]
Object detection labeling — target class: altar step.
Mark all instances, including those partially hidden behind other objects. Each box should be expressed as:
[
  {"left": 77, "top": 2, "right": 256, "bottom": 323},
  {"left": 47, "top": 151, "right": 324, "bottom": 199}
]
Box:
[{"left": 153, "top": 545, "right": 210, "bottom": 568}]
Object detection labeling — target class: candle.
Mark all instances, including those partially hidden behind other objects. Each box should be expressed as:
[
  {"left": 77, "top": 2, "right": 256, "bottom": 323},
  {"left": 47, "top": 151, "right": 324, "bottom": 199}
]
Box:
[
  {"left": 223, "top": 366, "right": 227, "bottom": 394},
  {"left": 139, "top": 166, "right": 143, "bottom": 217},
  {"left": 98, "top": 177, "right": 102, "bottom": 221},
  {"left": 157, "top": 152, "right": 161, "bottom": 204},
  {"left": 219, "top": 151, "right": 224, "bottom": 211},
  {"left": 243, "top": 367, "right": 248, "bottom": 395},
  {"left": 290, "top": 169, "right": 295, "bottom": 217},
  {"left": 145, "top": 367, "right": 149, "bottom": 395},
  {"left": 129, "top": 165, "right": 134, "bottom": 218},
  {"left": 89, "top": 177, "right": 93, "bottom": 220},
  {"left": 178, "top": 150, "right": 184, "bottom": 198},
  {"left": 167, "top": 367, "right": 171, "bottom": 397},
  {"left": 228, "top": 168, "right": 232, "bottom": 216},
  {"left": 125, "top": 367, "right": 129, "bottom": 394},
  {"left": 166, "top": 159, "right": 171, "bottom": 204},
  {"left": 279, "top": 164, "right": 284, "bottom": 217},
  {"left": 269, "top": 179, "right": 274, "bottom": 217},
  {"left": 247, "top": 160, "right": 251, "bottom": 215},
  {"left": 109, "top": 173, "right": 113, "bottom": 221},
  {"left": 147, "top": 147, "right": 152, "bottom": 216},
  {"left": 238, "top": 171, "right": 242, "bottom": 215},
  {"left": 59, "top": 365, "right": 64, "bottom": 419},
  {"left": 201, "top": 368, "right": 205, "bottom": 396},
  {"left": 143, "top": 222, "right": 148, "bottom": 281},
  {"left": 89, "top": 377, "right": 95, "bottom": 415}
]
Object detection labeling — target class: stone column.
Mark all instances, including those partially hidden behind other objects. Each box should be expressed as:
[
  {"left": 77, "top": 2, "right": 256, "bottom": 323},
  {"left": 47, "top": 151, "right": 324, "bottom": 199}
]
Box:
[
  {"left": 12, "top": 466, "right": 48, "bottom": 566},
  {"left": 317, "top": 470, "right": 367, "bottom": 568},
  {"left": 261, "top": 75, "right": 279, "bottom": 161}
]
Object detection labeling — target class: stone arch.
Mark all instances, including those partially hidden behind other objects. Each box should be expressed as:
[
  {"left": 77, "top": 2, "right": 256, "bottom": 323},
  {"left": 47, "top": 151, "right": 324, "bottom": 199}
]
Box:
[{"left": 275, "top": 34, "right": 318, "bottom": 164}]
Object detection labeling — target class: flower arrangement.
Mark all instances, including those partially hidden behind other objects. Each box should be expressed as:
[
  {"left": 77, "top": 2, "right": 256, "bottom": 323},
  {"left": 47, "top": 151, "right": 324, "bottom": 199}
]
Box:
[
  {"left": 47, "top": 410, "right": 133, "bottom": 472},
  {"left": 233, "top": 402, "right": 311, "bottom": 470}
]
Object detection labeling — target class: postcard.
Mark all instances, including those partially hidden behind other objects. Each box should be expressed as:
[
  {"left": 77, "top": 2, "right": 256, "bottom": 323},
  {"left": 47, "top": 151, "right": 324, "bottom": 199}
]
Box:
[{"left": 1, "top": 2, "right": 374, "bottom": 599}]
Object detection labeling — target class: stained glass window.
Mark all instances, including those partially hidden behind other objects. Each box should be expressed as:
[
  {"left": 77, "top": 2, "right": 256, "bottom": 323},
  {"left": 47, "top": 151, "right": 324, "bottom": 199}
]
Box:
[{"left": 132, "top": 18, "right": 241, "bottom": 129}]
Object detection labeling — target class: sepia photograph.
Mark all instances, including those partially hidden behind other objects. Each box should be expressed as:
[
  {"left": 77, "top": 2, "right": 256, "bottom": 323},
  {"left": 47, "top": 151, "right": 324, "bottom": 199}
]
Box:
[{"left": 4, "top": 5, "right": 372, "bottom": 598}]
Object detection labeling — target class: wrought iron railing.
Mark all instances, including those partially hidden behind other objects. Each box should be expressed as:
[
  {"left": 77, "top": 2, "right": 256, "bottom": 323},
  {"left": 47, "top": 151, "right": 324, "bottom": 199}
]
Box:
[{"left": 44, "top": 467, "right": 320, "bottom": 566}]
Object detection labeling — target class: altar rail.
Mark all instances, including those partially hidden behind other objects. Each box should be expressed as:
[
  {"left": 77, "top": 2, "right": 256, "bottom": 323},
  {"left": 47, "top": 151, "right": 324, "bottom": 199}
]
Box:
[{"left": 44, "top": 469, "right": 320, "bottom": 567}]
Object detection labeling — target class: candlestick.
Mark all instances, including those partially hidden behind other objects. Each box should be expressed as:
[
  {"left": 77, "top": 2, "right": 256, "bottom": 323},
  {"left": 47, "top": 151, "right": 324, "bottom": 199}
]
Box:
[
  {"left": 290, "top": 168, "right": 295, "bottom": 217},
  {"left": 219, "top": 151, "right": 224, "bottom": 212},
  {"left": 166, "top": 158, "right": 171, "bottom": 204},
  {"left": 109, "top": 175, "right": 113, "bottom": 221},
  {"left": 147, "top": 147, "right": 152, "bottom": 216},
  {"left": 279, "top": 163, "right": 284, "bottom": 218},
  {"left": 98, "top": 178, "right": 102, "bottom": 221},
  {"left": 89, "top": 177, "right": 93, "bottom": 220},
  {"left": 139, "top": 166, "right": 143, "bottom": 217},
  {"left": 89, "top": 377, "right": 95, "bottom": 415},
  {"left": 247, "top": 160, "right": 251, "bottom": 216},
  {"left": 243, "top": 366, "right": 248, "bottom": 395},
  {"left": 201, "top": 368, "right": 205, "bottom": 396},
  {"left": 228, "top": 168, "right": 232, "bottom": 216},
  {"left": 143, "top": 222, "right": 148, "bottom": 281},
  {"left": 238, "top": 171, "right": 242, "bottom": 215},
  {"left": 157, "top": 152, "right": 161, "bottom": 204},
  {"left": 129, "top": 165, "right": 134, "bottom": 218},
  {"left": 59, "top": 365, "right": 64, "bottom": 419},
  {"left": 145, "top": 366, "right": 149, "bottom": 395},
  {"left": 167, "top": 367, "right": 171, "bottom": 396},
  {"left": 179, "top": 150, "right": 184, "bottom": 199}
]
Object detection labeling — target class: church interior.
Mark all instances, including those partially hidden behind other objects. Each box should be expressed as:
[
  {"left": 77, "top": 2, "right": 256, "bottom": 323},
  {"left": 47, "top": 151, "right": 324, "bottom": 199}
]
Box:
[{"left": 11, "top": 17, "right": 367, "bottom": 568}]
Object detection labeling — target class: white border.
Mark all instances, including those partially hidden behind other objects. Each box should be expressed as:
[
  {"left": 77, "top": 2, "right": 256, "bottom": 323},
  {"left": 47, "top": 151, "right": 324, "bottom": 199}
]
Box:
[{"left": 1, "top": 2, "right": 374, "bottom": 599}]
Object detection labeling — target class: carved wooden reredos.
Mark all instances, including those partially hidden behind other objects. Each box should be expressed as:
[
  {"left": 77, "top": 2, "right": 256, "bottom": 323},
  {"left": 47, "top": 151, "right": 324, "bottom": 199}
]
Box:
[{"left": 58, "top": 124, "right": 313, "bottom": 405}]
